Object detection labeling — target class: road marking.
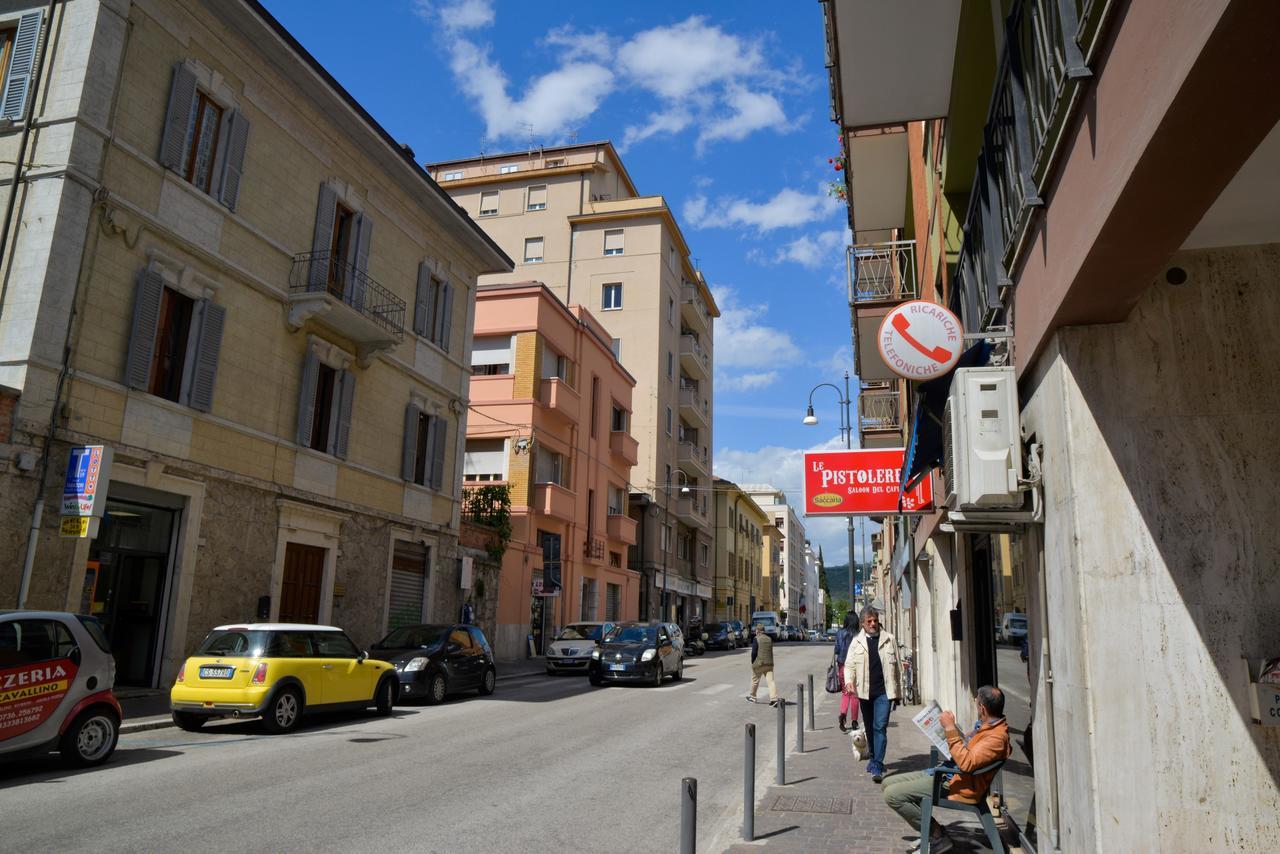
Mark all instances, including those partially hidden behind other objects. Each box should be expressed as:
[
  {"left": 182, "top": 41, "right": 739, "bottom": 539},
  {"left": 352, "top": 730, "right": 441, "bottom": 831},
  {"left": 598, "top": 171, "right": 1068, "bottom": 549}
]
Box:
[{"left": 698, "top": 683, "right": 733, "bottom": 696}]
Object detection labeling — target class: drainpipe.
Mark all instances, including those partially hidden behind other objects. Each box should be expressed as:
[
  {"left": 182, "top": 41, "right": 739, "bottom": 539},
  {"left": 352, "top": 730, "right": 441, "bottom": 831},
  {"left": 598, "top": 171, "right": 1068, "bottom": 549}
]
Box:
[
  {"left": 1035, "top": 527, "right": 1062, "bottom": 851},
  {"left": 565, "top": 172, "right": 584, "bottom": 305}
]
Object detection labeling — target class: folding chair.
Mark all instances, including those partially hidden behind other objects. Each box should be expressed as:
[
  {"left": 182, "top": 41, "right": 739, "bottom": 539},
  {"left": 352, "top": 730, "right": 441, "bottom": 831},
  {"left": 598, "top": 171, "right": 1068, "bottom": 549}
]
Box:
[{"left": 919, "top": 746, "right": 1006, "bottom": 853}]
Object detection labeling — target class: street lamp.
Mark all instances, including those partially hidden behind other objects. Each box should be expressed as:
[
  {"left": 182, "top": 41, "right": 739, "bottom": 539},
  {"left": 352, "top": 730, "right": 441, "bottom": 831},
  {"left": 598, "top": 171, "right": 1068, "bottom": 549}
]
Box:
[
  {"left": 660, "top": 469, "right": 691, "bottom": 622},
  {"left": 803, "top": 371, "right": 857, "bottom": 613}
]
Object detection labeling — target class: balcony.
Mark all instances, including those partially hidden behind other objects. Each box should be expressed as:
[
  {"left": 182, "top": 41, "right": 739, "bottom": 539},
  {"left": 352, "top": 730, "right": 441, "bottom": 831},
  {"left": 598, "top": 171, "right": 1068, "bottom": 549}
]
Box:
[
  {"left": 678, "top": 386, "right": 709, "bottom": 429},
  {"left": 583, "top": 535, "right": 605, "bottom": 563},
  {"left": 858, "top": 387, "right": 903, "bottom": 450},
  {"left": 848, "top": 240, "right": 917, "bottom": 305},
  {"left": 678, "top": 441, "right": 709, "bottom": 475},
  {"left": 607, "top": 513, "right": 638, "bottom": 546},
  {"left": 679, "top": 334, "right": 709, "bottom": 380},
  {"left": 538, "top": 378, "right": 580, "bottom": 423},
  {"left": 534, "top": 483, "right": 575, "bottom": 522},
  {"left": 609, "top": 430, "right": 639, "bottom": 467},
  {"left": 680, "top": 284, "right": 710, "bottom": 334},
  {"left": 288, "top": 251, "right": 406, "bottom": 364}
]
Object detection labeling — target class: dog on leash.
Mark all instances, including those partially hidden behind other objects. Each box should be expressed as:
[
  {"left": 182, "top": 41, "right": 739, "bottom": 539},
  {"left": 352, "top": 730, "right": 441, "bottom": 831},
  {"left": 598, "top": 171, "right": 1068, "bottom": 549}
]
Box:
[{"left": 850, "top": 724, "right": 869, "bottom": 761}]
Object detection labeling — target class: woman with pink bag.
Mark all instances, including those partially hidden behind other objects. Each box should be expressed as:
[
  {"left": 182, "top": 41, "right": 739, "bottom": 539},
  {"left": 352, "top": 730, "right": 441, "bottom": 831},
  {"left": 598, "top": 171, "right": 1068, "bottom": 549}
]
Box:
[{"left": 833, "top": 611, "right": 860, "bottom": 732}]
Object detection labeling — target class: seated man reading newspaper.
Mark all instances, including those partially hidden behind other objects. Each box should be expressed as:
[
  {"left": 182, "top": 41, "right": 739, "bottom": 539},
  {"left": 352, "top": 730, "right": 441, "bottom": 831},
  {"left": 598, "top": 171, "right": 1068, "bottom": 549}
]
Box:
[{"left": 882, "top": 685, "right": 1012, "bottom": 853}]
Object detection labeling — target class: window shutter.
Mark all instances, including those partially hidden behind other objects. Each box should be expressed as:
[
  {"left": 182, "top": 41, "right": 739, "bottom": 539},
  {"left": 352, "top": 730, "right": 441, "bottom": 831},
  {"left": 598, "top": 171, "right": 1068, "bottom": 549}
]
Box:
[
  {"left": 186, "top": 300, "right": 225, "bottom": 412},
  {"left": 217, "top": 110, "right": 250, "bottom": 210},
  {"left": 157, "top": 62, "right": 197, "bottom": 171},
  {"left": 0, "top": 10, "right": 41, "bottom": 121},
  {"left": 296, "top": 350, "right": 319, "bottom": 447},
  {"left": 124, "top": 270, "right": 164, "bottom": 390},
  {"left": 413, "top": 263, "right": 431, "bottom": 337},
  {"left": 603, "top": 229, "right": 624, "bottom": 254},
  {"left": 430, "top": 415, "right": 448, "bottom": 490},
  {"left": 308, "top": 184, "right": 338, "bottom": 289},
  {"left": 333, "top": 370, "right": 355, "bottom": 459},
  {"left": 348, "top": 213, "right": 373, "bottom": 310},
  {"left": 439, "top": 282, "right": 454, "bottom": 353},
  {"left": 401, "top": 402, "right": 421, "bottom": 481}
]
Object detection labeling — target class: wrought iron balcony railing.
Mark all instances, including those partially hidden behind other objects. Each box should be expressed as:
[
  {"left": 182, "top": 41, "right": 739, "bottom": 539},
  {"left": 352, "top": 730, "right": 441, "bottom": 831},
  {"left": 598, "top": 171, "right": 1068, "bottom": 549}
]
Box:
[
  {"left": 858, "top": 390, "right": 902, "bottom": 433},
  {"left": 289, "top": 250, "right": 406, "bottom": 339},
  {"left": 848, "top": 240, "right": 917, "bottom": 305}
]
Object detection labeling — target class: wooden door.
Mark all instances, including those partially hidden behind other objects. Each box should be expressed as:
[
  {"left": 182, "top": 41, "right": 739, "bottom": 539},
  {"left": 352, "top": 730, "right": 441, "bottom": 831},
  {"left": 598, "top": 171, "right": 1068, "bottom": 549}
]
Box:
[{"left": 280, "top": 543, "right": 325, "bottom": 624}]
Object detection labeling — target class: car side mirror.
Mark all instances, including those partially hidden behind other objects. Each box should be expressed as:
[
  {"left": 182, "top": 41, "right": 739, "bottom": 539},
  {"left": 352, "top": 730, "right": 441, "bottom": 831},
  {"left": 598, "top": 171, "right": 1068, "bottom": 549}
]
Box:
[
  {"left": 447, "top": 642, "right": 462, "bottom": 654},
  {"left": 357, "top": 651, "right": 368, "bottom": 663}
]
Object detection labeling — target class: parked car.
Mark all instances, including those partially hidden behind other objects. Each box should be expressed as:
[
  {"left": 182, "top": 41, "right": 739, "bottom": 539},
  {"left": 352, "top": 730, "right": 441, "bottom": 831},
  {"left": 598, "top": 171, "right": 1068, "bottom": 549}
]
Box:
[
  {"left": 0, "top": 610, "right": 121, "bottom": 767},
  {"left": 370, "top": 623, "right": 497, "bottom": 703},
  {"left": 589, "top": 622, "right": 683, "bottom": 686},
  {"left": 997, "top": 613, "right": 1029, "bottom": 645},
  {"left": 171, "top": 623, "right": 399, "bottom": 733},
  {"left": 704, "top": 622, "right": 736, "bottom": 651},
  {"left": 807, "top": 630, "right": 820, "bottom": 642},
  {"left": 724, "top": 620, "right": 747, "bottom": 645},
  {"left": 661, "top": 622, "right": 686, "bottom": 656},
  {"left": 751, "top": 611, "right": 781, "bottom": 639},
  {"left": 545, "top": 622, "right": 613, "bottom": 675},
  {"left": 790, "top": 626, "right": 805, "bottom": 642}
]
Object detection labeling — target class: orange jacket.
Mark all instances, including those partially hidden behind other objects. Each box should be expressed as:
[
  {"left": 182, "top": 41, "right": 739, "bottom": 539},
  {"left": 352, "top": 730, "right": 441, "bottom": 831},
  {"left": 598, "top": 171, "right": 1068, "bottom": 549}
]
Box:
[{"left": 942, "top": 717, "right": 1011, "bottom": 804}]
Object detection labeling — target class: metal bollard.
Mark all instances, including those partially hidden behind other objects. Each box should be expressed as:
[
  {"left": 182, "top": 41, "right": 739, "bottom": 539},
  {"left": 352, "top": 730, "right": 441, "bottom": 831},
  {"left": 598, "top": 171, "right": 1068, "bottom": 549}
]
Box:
[
  {"left": 743, "top": 723, "right": 755, "bottom": 842},
  {"left": 681, "top": 776, "right": 696, "bottom": 854},
  {"left": 807, "top": 673, "right": 815, "bottom": 730},
  {"left": 776, "top": 696, "right": 786, "bottom": 785},
  {"left": 796, "top": 683, "right": 805, "bottom": 753}
]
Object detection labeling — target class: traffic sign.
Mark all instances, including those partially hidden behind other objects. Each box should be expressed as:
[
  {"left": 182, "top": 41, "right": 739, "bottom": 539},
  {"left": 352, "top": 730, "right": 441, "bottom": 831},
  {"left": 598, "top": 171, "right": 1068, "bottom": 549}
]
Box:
[{"left": 877, "top": 300, "right": 963, "bottom": 380}]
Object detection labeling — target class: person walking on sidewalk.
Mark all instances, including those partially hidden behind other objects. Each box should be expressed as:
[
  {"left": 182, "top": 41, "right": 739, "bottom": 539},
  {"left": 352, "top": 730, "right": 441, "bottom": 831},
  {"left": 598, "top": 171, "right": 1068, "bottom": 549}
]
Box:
[
  {"left": 833, "top": 611, "right": 859, "bottom": 732},
  {"left": 747, "top": 624, "right": 779, "bottom": 706},
  {"left": 882, "top": 686, "right": 1012, "bottom": 852},
  {"left": 844, "top": 605, "right": 901, "bottom": 782}
]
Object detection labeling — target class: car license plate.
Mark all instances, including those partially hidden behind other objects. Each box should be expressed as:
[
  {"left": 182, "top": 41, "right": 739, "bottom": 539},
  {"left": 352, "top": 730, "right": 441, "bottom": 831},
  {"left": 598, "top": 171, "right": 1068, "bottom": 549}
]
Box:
[
  {"left": 199, "top": 665, "right": 236, "bottom": 679},
  {"left": 609, "top": 664, "right": 625, "bottom": 671}
]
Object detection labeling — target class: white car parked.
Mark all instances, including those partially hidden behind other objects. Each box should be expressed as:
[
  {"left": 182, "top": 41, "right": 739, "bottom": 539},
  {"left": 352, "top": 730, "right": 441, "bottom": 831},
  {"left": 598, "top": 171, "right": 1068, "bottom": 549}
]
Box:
[{"left": 545, "top": 622, "right": 615, "bottom": 675}]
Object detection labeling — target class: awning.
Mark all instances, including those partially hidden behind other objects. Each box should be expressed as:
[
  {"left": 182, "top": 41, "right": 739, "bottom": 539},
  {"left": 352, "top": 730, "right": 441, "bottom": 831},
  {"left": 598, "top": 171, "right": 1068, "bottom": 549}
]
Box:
[{"left": 899, "top": 340, "right": 992, "bottom": 495}]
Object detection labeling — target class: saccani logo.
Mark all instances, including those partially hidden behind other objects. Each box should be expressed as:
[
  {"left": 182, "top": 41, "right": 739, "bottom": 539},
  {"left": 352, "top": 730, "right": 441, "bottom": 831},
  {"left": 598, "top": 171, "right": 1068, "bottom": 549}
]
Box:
[{"left": 812, "top": 493, "right": 842, "bottom": 507}]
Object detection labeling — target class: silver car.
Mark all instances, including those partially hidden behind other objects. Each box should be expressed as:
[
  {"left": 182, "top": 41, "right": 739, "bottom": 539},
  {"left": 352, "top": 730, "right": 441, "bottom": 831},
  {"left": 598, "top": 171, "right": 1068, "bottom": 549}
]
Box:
[
  {"left": 545, "top": 622, "right": 615, "bottom": 675},
  {"left": 0, "top": 610, "right": 122, "bottom": 767}
]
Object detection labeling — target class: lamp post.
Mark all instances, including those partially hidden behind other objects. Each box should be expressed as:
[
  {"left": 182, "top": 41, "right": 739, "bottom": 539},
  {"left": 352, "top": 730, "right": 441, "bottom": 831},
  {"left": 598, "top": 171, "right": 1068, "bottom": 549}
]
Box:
[
  {"left": 803, "top": 372, "right": 856, "bottom": 612},
  {"left": 661, "top": 469, "right": 691, "bottom": 622}
]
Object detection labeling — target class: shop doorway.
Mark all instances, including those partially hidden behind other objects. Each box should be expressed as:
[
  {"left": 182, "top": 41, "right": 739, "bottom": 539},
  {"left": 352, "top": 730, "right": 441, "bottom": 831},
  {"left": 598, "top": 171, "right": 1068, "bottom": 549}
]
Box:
[
  {"left": 88, "top": 499, "right": 179, "bottom": 687},
  {"left": 280, "top": 542, "right": 326, "bottom": 623}
]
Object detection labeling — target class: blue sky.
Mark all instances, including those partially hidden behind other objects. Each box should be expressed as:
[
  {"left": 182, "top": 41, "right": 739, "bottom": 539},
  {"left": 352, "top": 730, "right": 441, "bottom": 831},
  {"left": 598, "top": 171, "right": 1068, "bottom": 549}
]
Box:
[{"left": 263, "top": 0, "right": 875, "bottom": 565}]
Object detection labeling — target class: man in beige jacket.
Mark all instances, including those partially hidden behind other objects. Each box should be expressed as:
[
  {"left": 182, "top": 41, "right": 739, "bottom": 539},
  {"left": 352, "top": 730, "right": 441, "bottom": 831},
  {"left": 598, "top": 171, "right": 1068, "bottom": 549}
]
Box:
[{"left": 843, "top": 605, "right": 901, "bottom": 783}]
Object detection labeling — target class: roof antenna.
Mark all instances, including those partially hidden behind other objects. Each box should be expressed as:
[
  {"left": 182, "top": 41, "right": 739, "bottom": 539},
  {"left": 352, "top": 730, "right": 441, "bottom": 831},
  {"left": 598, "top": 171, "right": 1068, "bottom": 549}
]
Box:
[{"left": 524, "top": 123, "right": 535, "bottom": 153}]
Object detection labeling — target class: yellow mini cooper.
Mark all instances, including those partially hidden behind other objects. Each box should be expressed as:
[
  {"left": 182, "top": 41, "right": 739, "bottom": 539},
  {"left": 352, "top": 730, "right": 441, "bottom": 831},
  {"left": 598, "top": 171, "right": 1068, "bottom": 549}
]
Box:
[{"left": 170, "top": 623, "right": 399, "bottom": 734}]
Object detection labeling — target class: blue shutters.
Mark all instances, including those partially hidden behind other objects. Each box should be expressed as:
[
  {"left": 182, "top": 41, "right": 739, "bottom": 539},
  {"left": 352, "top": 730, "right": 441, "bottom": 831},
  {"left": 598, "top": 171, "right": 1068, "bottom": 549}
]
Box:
[{"left": 1, "top": 10, "right": 42, "bottom": 120}]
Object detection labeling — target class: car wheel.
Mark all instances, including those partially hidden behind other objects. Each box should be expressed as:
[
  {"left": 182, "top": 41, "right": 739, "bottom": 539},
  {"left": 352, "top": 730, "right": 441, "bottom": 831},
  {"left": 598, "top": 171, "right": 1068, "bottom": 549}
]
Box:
[
  {"left": 478, "top": 668, "right": 496, "bottom": 696},
  {"left": 374, "top": 677, "right": 397, "bottom": 716},
  {"left": 672, "top": 658, "right": 684, "bottom": 681},
  {"left": 172, "top": 711, "right": 206, "bottom": 732},
  {"left": 589, "top": 670, "right": 604, "bottom": 686},
  {"left": 425, "top": 672, "right": 448, "bottom": 705},
  {"left": 651, "top": 663, "right": 664, "bottom": 687},
  {"left": 262, "top": 687, "right": 303, "bottom": 734},
  {"left": 60, "top": 709, "right": 119, "bottom": 767}
]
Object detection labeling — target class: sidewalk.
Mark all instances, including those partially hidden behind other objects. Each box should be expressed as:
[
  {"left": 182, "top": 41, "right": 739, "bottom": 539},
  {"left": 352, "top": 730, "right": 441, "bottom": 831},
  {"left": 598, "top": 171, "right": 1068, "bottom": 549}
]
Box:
[
  {"left": 723, "top": 695, "right": 1022, "bottom": 854},
  {"left": 118, "top": 658, "right": 548, "bottom": 735}
]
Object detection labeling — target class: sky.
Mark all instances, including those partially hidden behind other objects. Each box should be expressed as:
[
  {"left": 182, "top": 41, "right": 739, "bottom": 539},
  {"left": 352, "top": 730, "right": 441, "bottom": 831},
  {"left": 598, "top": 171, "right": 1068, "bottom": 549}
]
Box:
[{"left": 263, "top": 0, "right": 879, "bottom": 565}]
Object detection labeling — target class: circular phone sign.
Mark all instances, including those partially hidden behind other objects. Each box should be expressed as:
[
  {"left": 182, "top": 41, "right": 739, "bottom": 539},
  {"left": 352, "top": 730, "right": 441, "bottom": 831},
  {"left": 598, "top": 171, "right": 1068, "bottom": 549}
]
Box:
[{"left": 876, "top": 300, "right": 964, "bottom": 380}]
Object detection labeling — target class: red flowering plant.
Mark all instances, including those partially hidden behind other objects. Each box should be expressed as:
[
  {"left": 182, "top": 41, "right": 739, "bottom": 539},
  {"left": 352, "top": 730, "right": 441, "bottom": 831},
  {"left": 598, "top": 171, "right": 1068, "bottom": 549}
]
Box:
[{"left": 827, "top": 134, "right": 848, "bottom": 201}]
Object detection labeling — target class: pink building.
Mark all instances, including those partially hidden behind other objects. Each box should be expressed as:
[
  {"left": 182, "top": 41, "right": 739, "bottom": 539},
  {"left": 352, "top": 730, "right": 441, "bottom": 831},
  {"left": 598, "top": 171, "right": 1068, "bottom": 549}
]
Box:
[{"left": 466, "top": 283, "right": 640, "bottom": 660}]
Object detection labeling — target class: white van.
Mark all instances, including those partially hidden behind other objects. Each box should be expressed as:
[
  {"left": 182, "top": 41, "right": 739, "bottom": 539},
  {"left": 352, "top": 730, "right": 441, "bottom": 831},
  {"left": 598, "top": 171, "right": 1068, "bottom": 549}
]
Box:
[{"left": 750, "top": 611, "right": 781, "bottom": 639}]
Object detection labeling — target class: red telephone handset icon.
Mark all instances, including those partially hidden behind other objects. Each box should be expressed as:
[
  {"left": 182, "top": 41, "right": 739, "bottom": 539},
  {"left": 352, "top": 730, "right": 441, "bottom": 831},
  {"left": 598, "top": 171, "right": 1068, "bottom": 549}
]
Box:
[{"left": 891, "top": 314, "right": 953, "bottom": 363}]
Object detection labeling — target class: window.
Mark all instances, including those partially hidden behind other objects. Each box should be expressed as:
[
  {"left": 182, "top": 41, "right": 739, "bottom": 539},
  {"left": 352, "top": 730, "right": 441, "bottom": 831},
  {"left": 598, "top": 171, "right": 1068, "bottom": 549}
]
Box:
[
  {"left": 524, "top": 236, "right": 544, "bottom": 263},
  {"left": 297, "top": 353, "right": 354, "bottom": 458},
  {"left": 499, "top": 164, "right": 519, "bottom": 174},
  {"left": 314, "top": 631, "right": 359, "bottom": 658},
  {"left": 668, "top": 296, "right": 675, "bottom": 326},
  {"left": 667, "top": 352, "right": 673, "bottom": 380},
  {"left": 669, "top": 245, "right": 677, "bottom": 270},
  {"left": 124, "top": 270, "right": 225, "bottom": 412},
  {"left": 158, "top": 61, "right": 249, "bottom": 209},
  {"left": 545, "top": 157, "right": 565, "bottom": 167},
  {"left": 603, "top": 229, "right": 624, "bottom": 256},
  {"left": 326, "top": 201, "right": 356, "bottom": 296},
  {"left": 540, "top": 340, "right": 572, "bottom": 383},
  {"left": 442, "top": 170, "right": 463, "bottom": 181},
  {"left": 661, "top": 524, "right": 672, "bottom": 553},
  {"left": 611, "top": 338, "right": 621, "bottom": 358},
  {"left": 677, "top": 533, "right": 690, "bottom": 560},
  {"left": 463, "top": 438, "right": 506, "bottom": 482},
  {"left": 0, "top": 619, "right": 68, "bottom": 666},
  {"left": 666, "top": 407, "right": 673, "bottom": 435},
  {"left": 401, "top": 403, "right": 449, "bottom": 488},
  {"left": 610, "top": 405, "right": 628, "bottom": 433},
  {"left": 449, "top": 628, "right": 473, "bottom": 648},
  {"left": 527, "top": 185, "right": 547, "bottom": 210},
  {"left": 580, "top": 577, "right": 598, "bottom": 621},
  {"left": 608, "top": 484, "right": 627, "bottom": 516},
  {"left": 471, "top": 335, "right": 512, "bottom": 375},
  {"left": 480, "top": 191, "right": 499, "bottom": 216},
  {"left": 414, "top": 266, "right": 454, "bottom": 351},
  {"left": 601, "top": 282, "right": 622, "bottom": 310},
  {"left": 309, "top": 363, "right": 337, "bottom": 452},
  {"left": 699, "top": 543, "right": 709, "bottom": 566},
  {"left": 183, "top": 91, "right": 223, "bottom": 193},
  {"left": 535, "top": 447, "right": 566, "bottom": 486}
]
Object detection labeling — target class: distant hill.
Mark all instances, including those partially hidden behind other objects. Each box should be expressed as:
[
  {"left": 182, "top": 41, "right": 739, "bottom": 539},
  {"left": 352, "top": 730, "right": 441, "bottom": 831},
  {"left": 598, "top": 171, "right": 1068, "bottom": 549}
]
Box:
[{"left": 823, "top": 563, "right": 872, "bottom": 604}]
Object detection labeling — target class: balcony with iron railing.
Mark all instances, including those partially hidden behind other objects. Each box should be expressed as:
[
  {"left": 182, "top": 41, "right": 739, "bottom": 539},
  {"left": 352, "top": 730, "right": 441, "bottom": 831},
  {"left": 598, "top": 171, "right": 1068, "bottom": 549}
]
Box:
[
  {"left": 679, "top": 334, "right": 710, "bottom": 379},
  {"left": 858, "top": 388, "right": 903, "bottom": 449},
  {"left": 847, "top": 239, "right": 918, "bottom": 305},
  {"left": 288, "top": 251, "right": 406, "bottom": 361},
  {"left": 680, "top": 283, "right": 710, "bottom": 333},
  {"left": 678, "top": 386, "right": 709, "bottom": 429},
  {"left": 677, "top": 441, "right": 709, "bottom": 475}
]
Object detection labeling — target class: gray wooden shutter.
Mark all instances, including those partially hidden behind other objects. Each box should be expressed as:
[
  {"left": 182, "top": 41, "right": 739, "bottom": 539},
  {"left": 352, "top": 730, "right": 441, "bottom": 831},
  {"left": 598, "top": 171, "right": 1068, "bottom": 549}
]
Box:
[
  {"left": 347, "top": 213, "right": 372, "bottom": 310},
  {"left": 439, "top": 282, "right": 454, "bottom": 353},
  {"left": 296, "top": 350, "right": 319, "bottom": 447},
  {"left": 430, "top": 416, "right": 448, "bottom": 490},
  {"left": 186, "top": 300, "right": 225, "bottom": 412},
  {"left": 124, "top": 270, "right": 164, "bottom": 390},
  {"left": 217, "top": 110, "right": 250, "bottom": 210},
  {"left": 413, "top": 263, "right": 430, "bottom": 337},
  {"left": 158, "top": 62, "right": 197, "bottom": 171},
  {"left": 308, "top": 184, "right": 338, "bottom": 289},
  {"left": 333, "top": 370, "right": 355, "bottom": 459},
  {"left": 401, "top": 402, "right": 421, "bottom": 481},
  {"left": 0, "top": 10, "right": 42, "bottom": 121}
]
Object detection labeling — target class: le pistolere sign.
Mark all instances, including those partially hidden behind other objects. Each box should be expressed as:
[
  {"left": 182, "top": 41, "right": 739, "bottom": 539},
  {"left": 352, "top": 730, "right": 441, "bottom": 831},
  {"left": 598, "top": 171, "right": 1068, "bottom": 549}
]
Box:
[{"left": 803, "top": 448, "right": 933, "bottom": 516}]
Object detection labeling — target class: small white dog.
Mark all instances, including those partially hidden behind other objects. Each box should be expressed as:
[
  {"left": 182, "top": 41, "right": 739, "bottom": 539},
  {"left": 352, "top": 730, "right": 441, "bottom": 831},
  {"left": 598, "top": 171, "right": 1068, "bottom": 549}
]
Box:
[{"left": 850, "top": 723, "right": 869, "bottom": 761}]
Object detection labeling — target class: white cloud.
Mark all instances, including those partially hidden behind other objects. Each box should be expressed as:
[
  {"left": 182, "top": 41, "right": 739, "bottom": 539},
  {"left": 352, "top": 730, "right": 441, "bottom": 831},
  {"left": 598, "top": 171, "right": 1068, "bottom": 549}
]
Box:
[
  {"left": 718, "top": 371, "right": 780, "bottom": 392},
  {"left": 697, "top": 88, "right": 790, "bottom": 150},
  {"left": 418, "top": 0, "right": 493, "bottom": 31},
  {"left": 775, "top": 228, "right": 849, "bottom": 269},
  {"left": 686, "top": 186, "right": 841, "bottom": 233},
  {"left": 617, "top": 17, "right": 763, "bottom": 100},
  {"left": 712, "top": 287, "right": 802, "bottom": 372},
  {"left": 682, "top": 194, "right": 709, "bottom": 229},
  {"left": 544, "top": 25, "right": 614, "bottom": 62},
  {"left": 620, "top": 108, "right": 693, "bottom": 152}
]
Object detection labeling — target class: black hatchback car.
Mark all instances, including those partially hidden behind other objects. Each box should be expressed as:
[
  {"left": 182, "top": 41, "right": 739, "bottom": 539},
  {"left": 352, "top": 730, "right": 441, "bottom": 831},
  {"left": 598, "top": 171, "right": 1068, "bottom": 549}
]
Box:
[
  {"left": 705, "top": 622, "right": 737, "bottom": 651},
  {"left": 369, "top": 624, "right": 496, "bottom": 704},
  {"left": 588, "top": 621, "right": 683, "bottom": 687}
]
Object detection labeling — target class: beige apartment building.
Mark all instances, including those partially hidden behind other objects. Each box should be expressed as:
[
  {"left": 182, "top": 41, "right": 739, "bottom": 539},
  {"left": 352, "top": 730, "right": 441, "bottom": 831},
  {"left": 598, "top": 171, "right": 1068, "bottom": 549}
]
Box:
[
  {"left": 711, "top": 479, "right": 766, "bottom": 624},
  {"left": 427, "top": 142, "right": 720, "bottom": 625},
  {"left": 742, "top": 486, "right": 808, "bottom": 627},
  {"left": 0, "top": 0, "right": 510, "bottom": 687}
]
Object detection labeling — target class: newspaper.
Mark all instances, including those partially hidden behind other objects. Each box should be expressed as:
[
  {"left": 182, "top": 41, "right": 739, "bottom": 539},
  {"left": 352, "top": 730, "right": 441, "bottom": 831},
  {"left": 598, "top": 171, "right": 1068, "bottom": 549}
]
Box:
[{"left": 912, "top": 701, "right": 952, "bottom": 761}]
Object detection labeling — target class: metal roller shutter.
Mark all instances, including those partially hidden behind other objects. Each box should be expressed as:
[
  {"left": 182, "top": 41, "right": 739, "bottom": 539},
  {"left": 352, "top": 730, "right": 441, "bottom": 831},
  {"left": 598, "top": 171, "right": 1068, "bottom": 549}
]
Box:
[{"left": 388, "top": 542, "right": 429, "bottom": 630}]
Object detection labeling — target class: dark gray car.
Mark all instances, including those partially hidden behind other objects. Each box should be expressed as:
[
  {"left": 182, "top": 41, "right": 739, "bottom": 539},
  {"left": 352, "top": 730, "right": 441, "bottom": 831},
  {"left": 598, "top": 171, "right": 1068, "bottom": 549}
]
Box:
[{"left": 588, "top": 622, "right": 683, "bottom": 687}]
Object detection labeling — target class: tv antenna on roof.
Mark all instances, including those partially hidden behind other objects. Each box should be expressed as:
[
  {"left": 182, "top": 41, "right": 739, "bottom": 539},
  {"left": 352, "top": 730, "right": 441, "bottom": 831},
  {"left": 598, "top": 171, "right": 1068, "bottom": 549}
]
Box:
[{"left": 524, "top": 123, "right": 535, "bottom": 152}]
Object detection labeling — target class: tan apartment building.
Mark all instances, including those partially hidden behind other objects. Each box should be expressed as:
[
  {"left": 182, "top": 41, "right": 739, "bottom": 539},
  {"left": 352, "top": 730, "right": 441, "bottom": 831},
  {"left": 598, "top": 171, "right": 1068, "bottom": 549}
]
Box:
[
  {"left": 465, "top": 283, "right": 640, "bottom": 660},
  {"left": 711, "top": 478, "right": 766, "bottom": 624},
  {"left": 0, "top": 0, "right": 511, "bottom": 688},
  {"left": 426, "top": 142, "right": 720, "bottom": 625},
  {"left": 742, "top": 486, "right": 808, "bottom": 627},
  {"left": 826, "top": 0, "right": 1280, "bottom": 849},
  {"left": 759, "top": 521, "right": 782, "bottom": 614}
]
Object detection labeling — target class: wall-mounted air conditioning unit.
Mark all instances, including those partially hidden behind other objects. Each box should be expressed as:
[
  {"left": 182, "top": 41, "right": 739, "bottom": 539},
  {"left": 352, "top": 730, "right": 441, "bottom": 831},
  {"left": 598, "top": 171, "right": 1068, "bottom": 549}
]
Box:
[{"left": 941, "top": 366, "right": 1023, "bottom": 510}]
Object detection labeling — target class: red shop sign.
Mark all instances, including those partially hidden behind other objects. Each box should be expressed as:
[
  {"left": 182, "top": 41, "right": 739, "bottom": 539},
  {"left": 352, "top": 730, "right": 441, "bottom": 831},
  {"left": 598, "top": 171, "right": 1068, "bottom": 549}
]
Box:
[
  {"left": 803, "top": 449, "right": 933, "bottom": 516},
  {"left": 0, "top": 657, "right": 77, "bottom": 741}
]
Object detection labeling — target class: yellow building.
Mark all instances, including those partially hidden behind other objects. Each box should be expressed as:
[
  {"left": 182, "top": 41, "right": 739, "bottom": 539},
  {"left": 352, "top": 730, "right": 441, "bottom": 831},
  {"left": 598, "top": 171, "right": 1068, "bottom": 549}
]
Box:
[
  {"left": 712, "top": 479, "right": 766, "bottom": 624},
  {"left": 0, "top": 0, "right": 510, "bottom": 688}
]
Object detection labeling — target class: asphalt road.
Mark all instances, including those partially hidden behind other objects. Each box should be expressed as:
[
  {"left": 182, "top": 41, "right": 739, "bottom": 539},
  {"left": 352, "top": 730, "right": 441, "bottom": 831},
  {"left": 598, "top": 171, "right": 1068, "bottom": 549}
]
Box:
[{"left": 1, "top": 641, "right": 837, "bottom": 854}]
